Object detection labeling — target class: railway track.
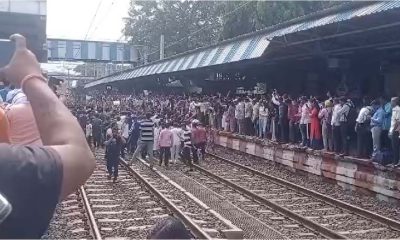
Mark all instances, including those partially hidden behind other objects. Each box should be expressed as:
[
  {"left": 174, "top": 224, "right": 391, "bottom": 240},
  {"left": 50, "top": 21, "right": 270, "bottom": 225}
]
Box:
[
  {"left": 48, "top": 150, "right": 242, "bottom": 239},
  {"left": 43, "top": 188, "right": 100, "bottom": 239},
  {"left": 196, "top": 152, "right": 400, "bottom": 239}
]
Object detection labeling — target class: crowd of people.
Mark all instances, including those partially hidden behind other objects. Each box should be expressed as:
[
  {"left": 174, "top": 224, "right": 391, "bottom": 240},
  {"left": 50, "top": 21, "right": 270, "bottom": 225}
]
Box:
[
  {"left": 1, "top": 34, "right": 400, "bottom": 239},
  {"left": 75, "top": 87, "right": 400, "bottom": 168}
]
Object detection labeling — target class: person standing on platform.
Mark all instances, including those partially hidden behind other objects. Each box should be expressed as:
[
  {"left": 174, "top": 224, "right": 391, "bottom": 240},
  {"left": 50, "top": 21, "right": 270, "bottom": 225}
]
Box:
[
  {"left": 337, "top": 98, "right": 353, "bottom": 156},
  {"left": 318, "top": 100, "right": 333, "bottom": 151},
  {"left": 309, "top": 99, "right": 322, "bottom": 150},
  {"left": 331, "top": 98, "right": 342, "bottom": 153},
  {"left": 370, "top": 100, "right": 384, "bottom": 154},
  {"left": 299, "top": 97, "right": 310, "bottom": 147},
  {"left": 158, "top": 123, "right": 173, "bottom": 167},
  {"left": 355, "top": 102, "right": 374, "bottom": 158},
  {"left": 288, "top": 99, "right": 299, "bottom": 144},
  {"left": 129, "top": 113, "right": 155, "bottom": 168},
  {"left": 227, "top": 102, "right": 236, "bottom": 133},
  {"left": 252, "top": 99, "right": 260, "bottom": 137},
  {"left": 381, "top": 96, "right": 392, "bottom": 150},
  {"left": 235, "top": 98, "right": 245, "bottom": 135},
  {"left": 244, "top": 98, "right": 253, "bottom": 135},
  {"left": 258, "top": 101, "right": 269, "bottom": 139},
  {"left": 389, "top": 97, "right": 400, "bottom": 166}
]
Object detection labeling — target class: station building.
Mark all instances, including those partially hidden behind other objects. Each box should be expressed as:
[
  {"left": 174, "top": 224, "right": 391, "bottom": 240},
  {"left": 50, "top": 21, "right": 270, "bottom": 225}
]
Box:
[{"left": 85, "top": 2, "right": 400, "bottom": 99}]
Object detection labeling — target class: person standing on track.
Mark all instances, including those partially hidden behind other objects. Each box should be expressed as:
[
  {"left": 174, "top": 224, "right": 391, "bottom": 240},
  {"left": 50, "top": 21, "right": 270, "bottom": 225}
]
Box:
[
  {"left": 181, "top": 123, "right": 193, "bottom": 171},
  {"left": 170, "top": 122, "right": 183, "bottom": 164},
  {"left": 105, "top": 128, "right": 125, "bottom": 183},
  {"left": 92, "top": 113, "right": 103, "bottom": 149},
  {"left": 129, "top": 113, "right": 155, "bottom": 168},
  {"left": 158, "top": 123, "right": 173, "bottom": 167}
]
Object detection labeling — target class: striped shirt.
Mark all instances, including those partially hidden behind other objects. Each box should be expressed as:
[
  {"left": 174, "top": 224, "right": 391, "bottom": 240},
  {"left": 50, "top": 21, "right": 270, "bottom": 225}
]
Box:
[
  {"left": 183, "top": 129, "right": 191, "bottom": 147},
  {"left": 139, "top": 119, "right": 154, "bottom": 142}
]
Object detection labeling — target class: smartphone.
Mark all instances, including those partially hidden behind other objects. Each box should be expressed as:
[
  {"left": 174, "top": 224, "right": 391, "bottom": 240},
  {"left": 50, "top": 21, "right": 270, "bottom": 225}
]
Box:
[
  {"left": 0, "top": 39, "right": 14, "bottom": 68},
  {"left": 0, "top": 193, "right": 12, "bottom": 224}
]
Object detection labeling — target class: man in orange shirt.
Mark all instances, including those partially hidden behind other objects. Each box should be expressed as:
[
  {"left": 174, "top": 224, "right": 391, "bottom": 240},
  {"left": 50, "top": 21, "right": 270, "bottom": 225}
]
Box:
[{"left": 0, "top": 106, "right": 10, "bottom": 143}]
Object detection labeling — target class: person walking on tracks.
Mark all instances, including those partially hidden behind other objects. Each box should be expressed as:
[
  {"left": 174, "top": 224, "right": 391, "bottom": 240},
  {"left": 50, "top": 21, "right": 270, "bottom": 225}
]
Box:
[
  {"left": 129, "top": 113, "right": 155, "bottom": 168},
  {"left": 181, "top": 123, "right": 193, "bottom": 171},
  {"left": 105, "top": 128, "right": 125, "bottom": 182},
  {"left": 158, "top": 123, "right": 173, "bottom": 167}
]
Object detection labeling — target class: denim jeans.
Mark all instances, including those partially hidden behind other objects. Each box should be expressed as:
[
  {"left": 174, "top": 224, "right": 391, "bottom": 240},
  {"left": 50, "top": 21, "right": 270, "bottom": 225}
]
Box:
[{"left": 131, "top": 141, "right": 155, "bottom": 166}]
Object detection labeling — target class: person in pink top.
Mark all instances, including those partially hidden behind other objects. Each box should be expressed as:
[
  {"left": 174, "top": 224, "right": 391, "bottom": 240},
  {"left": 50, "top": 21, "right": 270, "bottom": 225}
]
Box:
[
  {"left": 6, "top": 93, "right": 42, "bottom": 146},
  {"left": 158, "top": 123, "right": 173, "bottom": 166}
]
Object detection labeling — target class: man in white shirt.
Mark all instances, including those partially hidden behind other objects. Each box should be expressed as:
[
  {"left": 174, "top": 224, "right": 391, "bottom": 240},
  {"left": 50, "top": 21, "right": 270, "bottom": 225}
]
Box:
[
  {"left": 244, "top": 98, "right": 253, "bottom": 135},
  {"left": 170, "top": 123, "right": 183, "bottom": 164},
  {"left": 389, "top": 97, "right": 400, "bottom": 166},
  {"left": 331, "top": 99, "right": 342, "bottom": 153},
  {"left": 235, "top": 99, "right": 245, "bottom": 135},
  {"left": 355, "top": 103, "right": 373, "bottom": 158}
]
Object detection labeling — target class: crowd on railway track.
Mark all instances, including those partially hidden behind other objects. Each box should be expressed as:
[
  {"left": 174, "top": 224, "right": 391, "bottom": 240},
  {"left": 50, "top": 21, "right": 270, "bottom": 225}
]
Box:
[
  {"left": 1, "top": 34, "right": 400, "bottom": 239},
  {"left": 69, "top": 85, "right": 400, "bottom": 168}
]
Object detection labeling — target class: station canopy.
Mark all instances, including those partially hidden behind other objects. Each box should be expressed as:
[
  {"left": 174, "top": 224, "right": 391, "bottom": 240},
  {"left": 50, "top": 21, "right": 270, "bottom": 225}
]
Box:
[{"left": 85, "top": 1, "right": 400, "bottom": 89}]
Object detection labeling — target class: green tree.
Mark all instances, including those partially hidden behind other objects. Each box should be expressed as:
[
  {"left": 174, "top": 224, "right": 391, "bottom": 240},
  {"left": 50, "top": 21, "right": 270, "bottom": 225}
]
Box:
[
  {"left": 124, "top": 1, "right": 340, "bottom": 59},
  {"left": 124, "top": 0, "right": 224, "bottom": 61}
]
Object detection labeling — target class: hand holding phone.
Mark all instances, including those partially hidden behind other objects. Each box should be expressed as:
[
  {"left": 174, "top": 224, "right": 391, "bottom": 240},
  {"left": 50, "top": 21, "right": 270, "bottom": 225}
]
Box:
[
  {"left": 0, "top": 34, "right": 42, "bottom": 88},
  {"left": 0, "top": 39, "right": 14, "bottom": 68}
]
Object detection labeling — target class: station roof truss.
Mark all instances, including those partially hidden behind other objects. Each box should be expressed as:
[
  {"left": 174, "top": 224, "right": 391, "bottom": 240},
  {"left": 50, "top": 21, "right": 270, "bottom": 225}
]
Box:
[{"left": 85, "top": 1, "right": 400, "bottom": 89}]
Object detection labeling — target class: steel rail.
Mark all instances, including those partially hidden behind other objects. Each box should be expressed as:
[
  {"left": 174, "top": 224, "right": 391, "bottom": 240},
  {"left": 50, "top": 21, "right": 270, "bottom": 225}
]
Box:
[
  {"left": 193, "top": 163, "right": 345, "bottom": 239},
  {"left": 208, "top": 152, "right": 400, "bottom": 232},
  {"left": 78, "top": 186, "right": 102, "bottom": 240},
  {"left": 120, "top": 159, "right": 212, "bottom": 240}
]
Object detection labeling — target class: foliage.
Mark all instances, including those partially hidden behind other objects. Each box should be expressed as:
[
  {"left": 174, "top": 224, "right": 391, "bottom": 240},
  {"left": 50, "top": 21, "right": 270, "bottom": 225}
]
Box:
[{"left": 123, "top": 1, "right": 340, "bottom": 59}]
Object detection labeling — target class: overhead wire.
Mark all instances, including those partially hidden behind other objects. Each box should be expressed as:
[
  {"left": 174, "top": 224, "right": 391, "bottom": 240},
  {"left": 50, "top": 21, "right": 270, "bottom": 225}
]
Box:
[
  {"left": 88, "top": 0, "right": 116, "bottom": 40},
  {"left": 145, "top": 1, "right": 252, "bottom": 58},
  {"left": 84, "top": 0, "right": 105, "bottom": 40}
]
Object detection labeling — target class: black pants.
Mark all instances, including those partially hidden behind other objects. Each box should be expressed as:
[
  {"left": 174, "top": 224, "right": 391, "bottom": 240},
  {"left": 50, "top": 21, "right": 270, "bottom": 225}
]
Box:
[
  {"left": 159, "top": 147, "right": 171, "bottom": 166},
  {"left": 300, "top": 124, "right": 308, "bottom": 146},
  {"left": 288, "top": 121, "right": 297, "bottom": 143},
  {"left": 279, "top": 119, "right": 289, "bottom": 143},
  {"left": 381, "top": 130, "right": 390, "bottom": 150},
  {"left": 340, "top": 122, "right": 349, "bottom": 155},
  {"left": 391, "top": 132, "right": 400, "bottom": 165},
  {"left": 333, "top": 126, "right": 341, "bottom": 153},
  {"left": 106, "top": 157, "right": 119, "bottom": 178},
  {"left": 182, "top": 146, "right": 193, "bottom": 170},
  {"left": 356, "top": 123, "right": 369, "bottom": 158},
  {"left": 245, "top": 117, "right": 252, "bottom": 135},
  {"left": 93, "top": 134, "right": 101, "bottom": 148},
  {"left": 121, "top": 137, "right": 128, "bottom": 158}
]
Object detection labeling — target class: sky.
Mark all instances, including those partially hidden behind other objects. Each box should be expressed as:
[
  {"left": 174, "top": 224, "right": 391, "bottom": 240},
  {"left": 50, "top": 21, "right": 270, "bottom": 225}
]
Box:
[{"left": 47, "top": 0, "right": 130, "bottom": 42}]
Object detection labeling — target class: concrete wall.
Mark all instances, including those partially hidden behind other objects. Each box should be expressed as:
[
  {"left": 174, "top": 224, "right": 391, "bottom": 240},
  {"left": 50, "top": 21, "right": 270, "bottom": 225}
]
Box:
[{"left": 214, "top": 131, "right": 400, "bottom": 202}]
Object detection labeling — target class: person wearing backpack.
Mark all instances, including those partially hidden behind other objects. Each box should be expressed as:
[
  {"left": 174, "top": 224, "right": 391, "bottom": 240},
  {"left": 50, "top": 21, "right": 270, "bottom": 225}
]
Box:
[
  {"left": 355, "top": 102, "right": 374, "bottom": 158},
  {"left": 318, "top": 100, "right": 333, "bottom": 151}
]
